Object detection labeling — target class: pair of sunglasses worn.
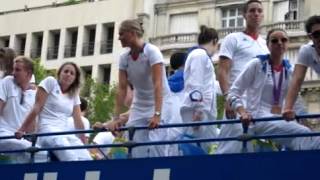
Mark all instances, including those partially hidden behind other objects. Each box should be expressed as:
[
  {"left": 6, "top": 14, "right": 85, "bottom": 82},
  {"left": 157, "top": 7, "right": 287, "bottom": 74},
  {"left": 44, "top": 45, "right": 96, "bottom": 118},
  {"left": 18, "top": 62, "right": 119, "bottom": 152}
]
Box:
[{"left": 309, "top": 30, "right": 320, "bottom": 39}]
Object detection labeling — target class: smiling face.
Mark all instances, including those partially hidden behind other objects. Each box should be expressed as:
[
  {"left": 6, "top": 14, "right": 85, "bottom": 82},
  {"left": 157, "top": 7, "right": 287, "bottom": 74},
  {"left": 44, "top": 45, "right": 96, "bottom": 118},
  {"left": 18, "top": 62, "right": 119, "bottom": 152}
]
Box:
[
  {"left": 267, "top": 30, "right": 289, "bottom": 57},
  {"left": 244, "top": 2, "right": 264, "bottom": 29}
]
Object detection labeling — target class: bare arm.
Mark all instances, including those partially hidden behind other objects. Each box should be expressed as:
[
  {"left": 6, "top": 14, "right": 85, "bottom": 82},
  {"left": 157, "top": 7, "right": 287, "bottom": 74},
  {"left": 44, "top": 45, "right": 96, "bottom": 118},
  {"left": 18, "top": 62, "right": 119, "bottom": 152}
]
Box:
[
  {"left": 217, "top": 56, "right": 236, "bottom": 119},
  {"left": 73, "top": 104, "right": 87, "bottom": 144},
  {"left": 284, "top": 64, "right": 307, "bottom": 110},
  {"left": 16, "top": 87, "right": 48, "bottom": 137},
  {"left": 149, "top": 63, "right": 163, "bottom": 128},
  {"left": 217, "top": 56, "right": 232, "bottom": 95},
  {"left": 0, "top": 100, "right": 5, "bottom": 115},
  {"left": 114, "top": 70, "right": 128, "bottom": 117},
  {"left": 283, "top": 64, "right": 307, "bottom": 120}
]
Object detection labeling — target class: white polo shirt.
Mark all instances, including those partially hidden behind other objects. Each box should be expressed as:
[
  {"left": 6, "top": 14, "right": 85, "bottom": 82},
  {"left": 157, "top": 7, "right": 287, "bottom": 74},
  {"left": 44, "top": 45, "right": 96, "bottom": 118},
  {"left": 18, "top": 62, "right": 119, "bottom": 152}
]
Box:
[
  {"left": 0, "top": 76, "right": 36, "bottom": 133},
  {"left": 119, "top": 43, "right": 170, "bottom": 122},
  {"left": 296, "top": 43, "right": 320, "bottom": 74},
  {"left": 219, "top": 32, "right": 269, "bottom": 86},
  {"left": 67, "top": 116, "right": 90, "bottom": 137}
]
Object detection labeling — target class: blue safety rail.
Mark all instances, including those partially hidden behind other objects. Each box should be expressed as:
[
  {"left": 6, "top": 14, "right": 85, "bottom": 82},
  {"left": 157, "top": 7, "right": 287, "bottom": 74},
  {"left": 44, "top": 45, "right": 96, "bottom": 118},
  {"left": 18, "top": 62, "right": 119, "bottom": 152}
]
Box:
[{"left": 0, "top": 114, "right": 320, "bottom": 160}]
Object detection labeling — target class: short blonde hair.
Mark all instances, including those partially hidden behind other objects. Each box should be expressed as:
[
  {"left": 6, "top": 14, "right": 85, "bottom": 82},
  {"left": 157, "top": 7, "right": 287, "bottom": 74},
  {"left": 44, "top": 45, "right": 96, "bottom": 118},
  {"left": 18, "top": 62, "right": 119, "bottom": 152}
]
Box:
[
  {"left": 14, "top": 56, "right": 34, "bottom": 74},
  {"left": 119, "top": 19, "right": 144, "bottom": 37}
]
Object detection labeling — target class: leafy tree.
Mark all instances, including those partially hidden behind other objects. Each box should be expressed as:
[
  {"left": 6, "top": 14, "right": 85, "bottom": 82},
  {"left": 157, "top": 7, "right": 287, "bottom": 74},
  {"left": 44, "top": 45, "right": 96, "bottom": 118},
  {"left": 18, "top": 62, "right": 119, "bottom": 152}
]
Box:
[
  {"left": 32, "top": 58, "right": 56, "bottom": 84},
  {"left": 81, "top": 78, "right": 117, "bottom": 125}
]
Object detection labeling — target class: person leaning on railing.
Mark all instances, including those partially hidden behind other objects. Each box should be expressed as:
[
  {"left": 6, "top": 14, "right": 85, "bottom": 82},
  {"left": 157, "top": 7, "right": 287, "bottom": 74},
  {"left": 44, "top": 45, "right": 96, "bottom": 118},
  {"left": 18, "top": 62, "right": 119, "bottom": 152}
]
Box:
[
  {"left": 283, "top": 15, "right": 320, "bottom": 120},
  {"left": 99, "top": 19, "right": 172, "bottom": 158},
  {"left": 16, "top": 62, "right": 92, "bottom": 161},
  {"left": 0, "top": 56, "right": 37, "bottom": 163},
  {"left": 217, "top": 0, "right": 269, "bottom": 153},
  {"left": 216, "top": 28, "right": 320, "bottom": 154}
]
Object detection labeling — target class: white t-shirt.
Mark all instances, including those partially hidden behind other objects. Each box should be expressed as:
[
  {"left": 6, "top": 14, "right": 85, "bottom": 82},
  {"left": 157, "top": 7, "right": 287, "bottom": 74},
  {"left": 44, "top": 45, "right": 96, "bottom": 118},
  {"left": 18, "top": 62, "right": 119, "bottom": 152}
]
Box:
[
  {"left": 38, "top": 76, "right": 81, "bottom": 133},
  {"left": 296, "top": 43, "right": 320, "bottom": 74},
  {"left": 0, "top": 76, "right": 36, "bottom": 133},
  {"left": 67, "top": 116, "right": 90, "bottom": 137},
  {"left": 119, "top": 43, "right": 170, "bottom": 121},
  {"left": 93, "top": 132, "right": 115, "bottom": 155},
  {"left": 219, "top": 32, "right": 269, "bottom": 86}
]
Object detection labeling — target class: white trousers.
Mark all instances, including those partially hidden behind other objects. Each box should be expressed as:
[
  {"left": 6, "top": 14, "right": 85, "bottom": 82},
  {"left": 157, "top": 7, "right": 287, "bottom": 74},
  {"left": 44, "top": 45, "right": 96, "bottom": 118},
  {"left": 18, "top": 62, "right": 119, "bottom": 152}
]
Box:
[
  {"left": 216, "top": 120, "right": 320, "bottom": 154},
  {"left": 39, "top": 135, "right": 92, "bottom": 161},
  {"left": 126, "top": 118, "right": 168, "bottom": 158}
]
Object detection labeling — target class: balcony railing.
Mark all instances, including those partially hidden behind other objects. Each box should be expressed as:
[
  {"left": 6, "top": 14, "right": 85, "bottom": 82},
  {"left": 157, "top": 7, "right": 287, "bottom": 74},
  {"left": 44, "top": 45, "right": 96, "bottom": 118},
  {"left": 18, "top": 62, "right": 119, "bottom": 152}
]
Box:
[
  {"left": 47, "top": 46, "right": 59, "bottom": 60},
  {"left": 82, "top": 42, "right": 95, "bottom": 56},
  {"left": 150, "top": 20, "right": 306, "bottom": 49},
  {"left": 30, "top": 48, "right": 41, "bottom": 59},
  {"left": 64, "top": 44, "right": 77, "bottom": 58},
  {"left": 100, "top": 40, "right": 113, "bottom": 54}
]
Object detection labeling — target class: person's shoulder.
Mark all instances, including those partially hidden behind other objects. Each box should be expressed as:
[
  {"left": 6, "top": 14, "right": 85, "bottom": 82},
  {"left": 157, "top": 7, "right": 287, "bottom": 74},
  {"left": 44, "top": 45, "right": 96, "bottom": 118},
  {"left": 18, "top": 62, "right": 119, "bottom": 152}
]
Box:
[
  {"left": 144, "top": 43, "right": 160, "bottom": 54},
  {"left": 1, "top": 75, "right": 14, "bottom": 83},
  {"left": 119, "top": 48, "right": 130, "bottom": 58},
  {"left": 300, "top": 42, "right": 313, "bottom": 52},
  {"left": 224, "top": 32, "right": 244, "bottom": 39}
]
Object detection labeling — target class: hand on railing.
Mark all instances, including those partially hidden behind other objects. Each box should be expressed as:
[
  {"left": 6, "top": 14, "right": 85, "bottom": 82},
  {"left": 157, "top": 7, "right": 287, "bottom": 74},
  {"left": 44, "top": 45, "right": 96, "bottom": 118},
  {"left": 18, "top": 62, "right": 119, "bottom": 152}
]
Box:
[
  {"left": 282, "top": 109, "right": 296, "bottom": 121},
  {"left": 148, "top": 115, "right": 160, "bottom": 129},
  {"left": 240, "top": 111, "right": 252, "bottom": 127},
  {"left": 14, "top": 130, "right": 25, "bottom": 139},
  {"left": 225, "top": 101, "right": 236, "bottom": 119}
]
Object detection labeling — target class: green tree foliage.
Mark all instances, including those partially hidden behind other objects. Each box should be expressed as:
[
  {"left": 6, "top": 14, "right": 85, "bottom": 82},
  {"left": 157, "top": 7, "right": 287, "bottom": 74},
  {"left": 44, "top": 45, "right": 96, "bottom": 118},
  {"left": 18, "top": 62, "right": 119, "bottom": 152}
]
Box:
[
  {"left": 33, "top": 58, "right": 56, "bottom": 84},
  {"left": 81, "top": 78, "right": 116, "bottom": 125},
  {"left": 217, "top": 95, "right": 225, "bottom": 120}
]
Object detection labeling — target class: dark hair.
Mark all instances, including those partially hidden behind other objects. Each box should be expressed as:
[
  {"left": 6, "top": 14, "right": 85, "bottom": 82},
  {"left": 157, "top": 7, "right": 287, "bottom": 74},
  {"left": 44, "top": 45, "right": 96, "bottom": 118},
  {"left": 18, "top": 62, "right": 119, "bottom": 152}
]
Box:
[
  {"left": 170, "top": 52, "right": 187, "bottom": 70},
  {"left": 243, "top": 0, "right": 262, "bottom": 14},
  {"left": 14, "top": 56, "right": 34, "bottom": 74},
  {"left": 120, "top": 19, "right": 144, "bottom": 37},
  {"left": 266, "top": 28, "right": 288, "bottom": 44},
  {"left": 80, "top": 97, "right": 88, "bottom": 112},
  {"left": 57, "top": 62, "right": 81, "bottom": 97},
  {"left": 198, "top": 25, "right": 219, "bottom": 45},
  {"left": 0, "top": 47, "right": 16, "bottom": 76},
  {"left": 305, "top": 15, "right": 320, "bottom": 34}
]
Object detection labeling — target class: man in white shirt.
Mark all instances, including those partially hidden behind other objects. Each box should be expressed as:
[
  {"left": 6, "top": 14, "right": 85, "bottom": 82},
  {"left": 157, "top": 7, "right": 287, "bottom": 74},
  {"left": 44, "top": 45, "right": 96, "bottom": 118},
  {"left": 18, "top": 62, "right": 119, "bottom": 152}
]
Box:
[
  {"left": 0, "top": 56, "right": 36, "bottom": 163},
  {"left": 283, "top": 15, "right": 320, "bottom": 120},
  {"left": 216, "top": 0, "right": 269, "bottom": 153}
]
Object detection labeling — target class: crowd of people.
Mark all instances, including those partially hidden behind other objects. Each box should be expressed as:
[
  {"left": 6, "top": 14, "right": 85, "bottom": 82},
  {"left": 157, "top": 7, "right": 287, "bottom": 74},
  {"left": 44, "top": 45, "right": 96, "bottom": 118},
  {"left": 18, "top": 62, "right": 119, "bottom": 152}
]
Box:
[{"left": 0, "top": 0, "right": 320, "bottom": 162}]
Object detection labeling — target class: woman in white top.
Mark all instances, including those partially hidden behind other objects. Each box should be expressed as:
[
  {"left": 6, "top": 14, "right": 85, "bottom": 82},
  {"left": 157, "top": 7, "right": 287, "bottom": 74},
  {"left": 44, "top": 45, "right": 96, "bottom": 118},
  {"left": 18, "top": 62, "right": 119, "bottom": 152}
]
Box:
[
  {"left": 16, "top": 62, "right": 92, "bottom": 161},
  {"left": 104, "top": 19, "right": 172, "bottom": 158},
  {"left": 217, "top": 29, "right": 320, "bottom": 154},
  {"left": 179, "top": 25, "right": 219, "bottom": 153}
]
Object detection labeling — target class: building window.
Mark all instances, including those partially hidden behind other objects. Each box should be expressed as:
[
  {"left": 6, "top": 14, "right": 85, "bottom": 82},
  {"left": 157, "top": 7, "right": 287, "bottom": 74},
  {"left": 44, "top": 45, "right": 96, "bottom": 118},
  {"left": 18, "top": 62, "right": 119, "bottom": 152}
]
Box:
[
  {"left": 31, "top": 32, "right": 43, "bottom": 59},
  {"left": 47, "top": 30, "right": 60, "bottom": 60},
  {"left": 15, "top": 34, "right": 26, "bottom": 55},
  {"left": 0, "top": 36, "right": 10, "bottom": 48},
  {"left": 169, "top": 13, "right": 198, "bottom": 34},
  {"left": 221, "top": 7, "right": 244, "bottom": 28},
  {"left": 100, "top": 23, "right": 114, "bottom": 54},
  {"left": 64, "top": 27, "right": 78, "bottom": 58},
  {"left": 286, "top": 0, "right": 298, "bottom": 20},
  {"left": 82, "top": 25, "right": 96, "bottom": 56}
]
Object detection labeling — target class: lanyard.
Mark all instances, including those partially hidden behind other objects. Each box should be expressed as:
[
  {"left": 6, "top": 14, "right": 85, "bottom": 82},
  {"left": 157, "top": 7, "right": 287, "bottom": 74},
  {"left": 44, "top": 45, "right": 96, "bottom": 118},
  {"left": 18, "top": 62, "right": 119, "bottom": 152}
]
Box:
[{"left": 271, "top": 65, "right": 283, "bottom": 105}]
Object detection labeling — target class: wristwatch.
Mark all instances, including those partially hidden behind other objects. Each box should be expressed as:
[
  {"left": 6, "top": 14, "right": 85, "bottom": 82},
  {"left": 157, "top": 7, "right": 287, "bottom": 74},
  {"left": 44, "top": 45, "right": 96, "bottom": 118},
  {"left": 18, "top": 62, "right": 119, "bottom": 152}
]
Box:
[{"left": 155, "top": 111, "right": 161, "bottom": 116}]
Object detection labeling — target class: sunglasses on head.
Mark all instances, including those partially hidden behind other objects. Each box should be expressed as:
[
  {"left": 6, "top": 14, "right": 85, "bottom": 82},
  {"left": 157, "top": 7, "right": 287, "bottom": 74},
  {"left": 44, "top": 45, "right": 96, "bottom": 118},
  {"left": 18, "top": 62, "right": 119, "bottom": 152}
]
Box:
[
  {"left": 309, "top": 30, "right": 320, "bottom": 39},
  {"left": 270, "top": 37, "right": 288, "bottom": 44}
]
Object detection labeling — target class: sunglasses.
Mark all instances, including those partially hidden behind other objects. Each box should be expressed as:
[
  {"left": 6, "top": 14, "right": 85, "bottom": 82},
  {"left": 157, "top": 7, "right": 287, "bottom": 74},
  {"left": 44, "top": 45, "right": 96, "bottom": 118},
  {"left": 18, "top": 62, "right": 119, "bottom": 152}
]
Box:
[
  {"left": 309, "top": 30, "right": 320, "bottom": 39},
  {"left": 270, "top": 38, "right": 288, "bottom": 44}
]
